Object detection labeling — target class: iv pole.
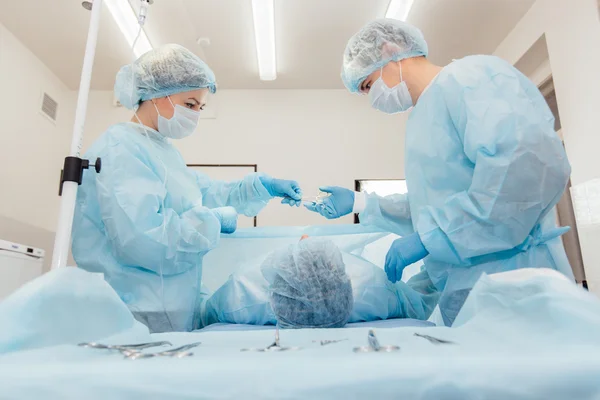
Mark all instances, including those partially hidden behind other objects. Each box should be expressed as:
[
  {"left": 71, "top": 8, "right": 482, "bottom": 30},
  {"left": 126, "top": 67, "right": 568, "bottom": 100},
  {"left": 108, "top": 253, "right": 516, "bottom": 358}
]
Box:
[
  {"left": 51, "top": 0, "right": 151, "bottom": 270},
  {"left": 51, "top": 0, "right": 103, "bottom": 270}
]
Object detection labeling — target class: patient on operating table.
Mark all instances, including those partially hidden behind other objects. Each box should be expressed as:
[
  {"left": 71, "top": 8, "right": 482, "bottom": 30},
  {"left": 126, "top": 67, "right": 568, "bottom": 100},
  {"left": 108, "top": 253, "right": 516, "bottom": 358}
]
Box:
[{"left": 200, "top": 235, "right": 436, "bottom": 328}]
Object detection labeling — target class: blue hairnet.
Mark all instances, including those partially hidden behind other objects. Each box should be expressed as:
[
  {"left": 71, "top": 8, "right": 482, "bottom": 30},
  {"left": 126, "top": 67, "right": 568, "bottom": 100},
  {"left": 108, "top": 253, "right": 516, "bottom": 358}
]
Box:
[
  {"left": 115, "top": 44, "right": 217, "bottom": 110},
  {"left": 341, "top": 19, "right": 428, "bottom": 93},
  {"left": 261, "top": 238, "right": 353, "bottom": 329}
]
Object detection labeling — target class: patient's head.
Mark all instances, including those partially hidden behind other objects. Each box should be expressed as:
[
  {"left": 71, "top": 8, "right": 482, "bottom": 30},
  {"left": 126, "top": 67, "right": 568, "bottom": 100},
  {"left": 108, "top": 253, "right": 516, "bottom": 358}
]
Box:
[{"left": 261, "top": 238, "right": 353, "bottom": 329}]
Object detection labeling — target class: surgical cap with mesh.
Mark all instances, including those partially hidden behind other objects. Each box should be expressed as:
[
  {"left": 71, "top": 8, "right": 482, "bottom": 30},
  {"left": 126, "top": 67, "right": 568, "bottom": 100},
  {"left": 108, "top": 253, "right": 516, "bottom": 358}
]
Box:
[
  {"left": 341, "top": 18, "right": 428, "bottom": 93},
  {"left": 114, "top": 44, "right": 217, "bottom": 110},
  {"left": 261, "top": 238, "right": 353, "bottom": 329}
]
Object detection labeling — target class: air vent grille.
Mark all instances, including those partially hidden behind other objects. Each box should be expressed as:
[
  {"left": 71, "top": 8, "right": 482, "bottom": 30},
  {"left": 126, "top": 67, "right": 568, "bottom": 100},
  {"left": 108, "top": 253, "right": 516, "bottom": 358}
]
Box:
[{"left": 41, "top": 92, "right": 58, "bottom": 122}]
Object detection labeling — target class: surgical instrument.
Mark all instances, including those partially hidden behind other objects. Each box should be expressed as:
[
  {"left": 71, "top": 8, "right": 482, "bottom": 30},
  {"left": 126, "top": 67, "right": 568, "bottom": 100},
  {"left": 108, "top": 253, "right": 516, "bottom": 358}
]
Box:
[
  {"left": 302, "top": 192, "right": 332, "bottom": 204},
  {"left": 78, "top": 341, "right": 172, "bottom": 351},
  {"left": 414, "top": 333, "right": 456, "bottom": 345},
  {"left": 240, "top": 325, "right": 302, "bottom": 352},
  {"left": 313, "top": 338, "right": 348, "bottom": 346},
  {"left": 125, "top": 342, "right": 202, "bottom": 360},
  {"left": 353, "top": 329, "right": 400, "bottom": 353}
]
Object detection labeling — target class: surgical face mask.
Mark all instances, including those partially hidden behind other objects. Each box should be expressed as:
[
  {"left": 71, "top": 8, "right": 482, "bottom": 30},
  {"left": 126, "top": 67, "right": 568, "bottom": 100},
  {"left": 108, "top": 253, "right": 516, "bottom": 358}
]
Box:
[
  {"left": 153, "top": 96, "right": 201, "bottom": 139},
  {"left": 368, "top": 63, "right": 413, "bottom": 114}
]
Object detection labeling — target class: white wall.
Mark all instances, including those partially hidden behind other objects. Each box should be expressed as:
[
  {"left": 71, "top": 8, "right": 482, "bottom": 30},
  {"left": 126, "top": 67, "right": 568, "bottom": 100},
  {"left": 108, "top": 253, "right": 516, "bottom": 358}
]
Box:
[
  {"left": 83, "top": 90, "right": 407, "bottom": 227},
  {"left": 0, "top": 23, "right": 75, "bottom": 271},
  {"left": 495, "top": 0, "right": 600, "bottom": 292}
]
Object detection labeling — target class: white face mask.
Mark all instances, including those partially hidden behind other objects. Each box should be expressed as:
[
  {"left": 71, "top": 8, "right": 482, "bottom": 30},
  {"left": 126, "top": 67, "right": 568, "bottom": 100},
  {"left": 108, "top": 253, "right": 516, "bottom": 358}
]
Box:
[
  {"left": 368, "top": 63, "right": 413, "bottom": 114},
  {"left": 154, "top": 96, "right": 201, "bottom": 139}
]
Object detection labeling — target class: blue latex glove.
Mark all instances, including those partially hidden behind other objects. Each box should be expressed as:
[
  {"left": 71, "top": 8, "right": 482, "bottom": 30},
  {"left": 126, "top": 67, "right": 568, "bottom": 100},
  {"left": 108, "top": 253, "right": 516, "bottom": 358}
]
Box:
[
  {"left": 384, "top": 233, "right": 429, "bottom": 283},
  {"left": 260, "top": 177, "right": 303, "bottom": 207},
  {"left": 211, "top": 206, "right": 238, "bottom": 234},
  {"left": 303, "top": 186, "right": 354, "bottom": 219}
]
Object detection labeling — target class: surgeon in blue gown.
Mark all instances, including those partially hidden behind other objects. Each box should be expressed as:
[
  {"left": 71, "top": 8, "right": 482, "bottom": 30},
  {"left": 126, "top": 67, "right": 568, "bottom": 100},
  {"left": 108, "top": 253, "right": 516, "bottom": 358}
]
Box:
[
  {"left": 72, "top": 44, "right": 303, "bottom": 333},
  {"left": 305, "top": 19, "right": 573, "bottom": 326}
]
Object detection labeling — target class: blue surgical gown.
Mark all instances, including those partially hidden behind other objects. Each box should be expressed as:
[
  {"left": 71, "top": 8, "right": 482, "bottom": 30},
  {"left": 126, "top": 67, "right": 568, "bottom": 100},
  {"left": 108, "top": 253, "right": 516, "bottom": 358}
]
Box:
[
  {"left": 360, "top": 55, "right": 573, "bottom": 326},
  {"left": 71, "top": 122, "right": 273, "bottom": 332}
]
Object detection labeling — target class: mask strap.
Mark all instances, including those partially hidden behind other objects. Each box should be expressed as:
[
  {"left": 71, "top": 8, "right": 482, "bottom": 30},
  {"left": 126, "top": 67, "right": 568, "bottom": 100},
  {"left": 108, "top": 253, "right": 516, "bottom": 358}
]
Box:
[
  {"left": 399, "top": 61, "right": 403, "bottom": 82},
  {"left": 167, "top": 96, "right": 176, "bottom": 110},
  {"left": 153, "top": 96, "right": 177, "bottom": 120}
]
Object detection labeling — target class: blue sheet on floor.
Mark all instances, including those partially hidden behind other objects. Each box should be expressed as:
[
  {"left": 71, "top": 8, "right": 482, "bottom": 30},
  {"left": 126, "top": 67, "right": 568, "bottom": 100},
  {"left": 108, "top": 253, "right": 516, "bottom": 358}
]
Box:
[{"left": 1, "top": 267, "right": 600, "bottom": 399}]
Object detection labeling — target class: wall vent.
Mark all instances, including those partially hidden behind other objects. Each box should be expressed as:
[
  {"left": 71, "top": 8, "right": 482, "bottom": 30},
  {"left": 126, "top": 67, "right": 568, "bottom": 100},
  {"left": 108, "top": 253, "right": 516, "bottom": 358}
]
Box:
[{"left": 40, "top": 92, "right": 58, "bottom": 123}]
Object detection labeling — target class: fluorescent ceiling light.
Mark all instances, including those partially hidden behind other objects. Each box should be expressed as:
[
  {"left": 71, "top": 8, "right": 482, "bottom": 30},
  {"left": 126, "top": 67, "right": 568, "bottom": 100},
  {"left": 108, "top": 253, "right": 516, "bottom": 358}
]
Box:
[
  {"left": 105, "top": 0, "right": 153, "bottom": 58},
  {"left": 385, "top": 0, "right": 415, "bottom": 21},
  {"left": 251, "top": 0, "right": 277, "bottom": 81}
]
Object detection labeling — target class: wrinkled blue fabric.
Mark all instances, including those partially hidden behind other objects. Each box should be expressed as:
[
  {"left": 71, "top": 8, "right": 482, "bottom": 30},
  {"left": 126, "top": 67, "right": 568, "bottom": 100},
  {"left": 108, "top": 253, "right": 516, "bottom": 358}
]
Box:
[
  {"left": 72, "top": 122, "right": 273, "bottom": 333},
  {"left": 359, "top": 55, "right": 573, "bottom": 326},
  {"left": 211, "top": 206, "right": 238, "bottom": 234},
  {"left": 453, "top": 268, "right": 599, "bottom": 333},
  {"left": 115, "top": 44, "right": 217, "bottom": 110},
  {"left": 0, "top": 268, "right": 150, "bottom": 355}
]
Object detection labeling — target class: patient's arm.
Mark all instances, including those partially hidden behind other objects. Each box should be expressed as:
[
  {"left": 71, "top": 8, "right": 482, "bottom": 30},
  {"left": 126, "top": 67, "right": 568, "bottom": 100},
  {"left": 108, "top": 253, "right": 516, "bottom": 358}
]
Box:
[
  {"left": 395, "top": 270, "right": 440, "bottom": 320},
  {"left": 345, "top": 253, "right": 439, "bottom": 322}
]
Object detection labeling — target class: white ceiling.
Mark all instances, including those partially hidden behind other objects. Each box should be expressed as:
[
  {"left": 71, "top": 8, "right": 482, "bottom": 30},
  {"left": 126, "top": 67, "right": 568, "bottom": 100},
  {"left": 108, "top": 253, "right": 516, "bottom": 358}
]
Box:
[{"left": 0, "top": 0, "right": 535, "bottom": 90}]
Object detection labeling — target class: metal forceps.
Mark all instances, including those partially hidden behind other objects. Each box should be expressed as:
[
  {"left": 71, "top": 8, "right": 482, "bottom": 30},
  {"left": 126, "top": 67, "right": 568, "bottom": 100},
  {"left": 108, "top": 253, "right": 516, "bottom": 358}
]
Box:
[{"left": 125, "top": 342, "right": 202, "bottom": 360}]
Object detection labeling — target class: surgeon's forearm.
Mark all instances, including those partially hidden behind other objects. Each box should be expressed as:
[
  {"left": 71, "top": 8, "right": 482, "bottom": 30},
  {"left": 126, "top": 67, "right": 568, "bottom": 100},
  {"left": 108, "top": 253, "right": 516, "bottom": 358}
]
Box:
[
  {"left": 357, "top": 192, "right": 414, "bottom": 236},
  {"left": 202, "top": 173, "right": 271, "bottom": 217}
]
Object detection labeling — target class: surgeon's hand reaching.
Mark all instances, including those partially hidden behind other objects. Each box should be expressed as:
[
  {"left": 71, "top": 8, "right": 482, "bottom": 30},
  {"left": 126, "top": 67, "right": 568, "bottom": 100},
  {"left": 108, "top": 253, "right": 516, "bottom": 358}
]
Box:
[
  {"left": 211, "top": 206, "right": 238, "bottom": 234},
  {"left": 260, "top": 176, "right": 303, "bottom": 207},
  {"left": 384, "top": 233, "right": 428, "bottom": 282},
  {"left": 304, "top": 186, "right": 355, "bottom": 219}
]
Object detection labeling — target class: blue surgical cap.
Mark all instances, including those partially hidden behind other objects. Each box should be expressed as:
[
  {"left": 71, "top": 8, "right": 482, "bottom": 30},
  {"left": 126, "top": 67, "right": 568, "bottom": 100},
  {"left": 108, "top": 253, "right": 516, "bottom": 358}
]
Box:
[
  {"left": 261, "top": 238, "right": 353, "bottom": 329},
  {"left": 341, "top": 18, "right": 428, "bottom": 93},
  {"left": 114, "top": 44, "right": 217, "bottom": 110}
]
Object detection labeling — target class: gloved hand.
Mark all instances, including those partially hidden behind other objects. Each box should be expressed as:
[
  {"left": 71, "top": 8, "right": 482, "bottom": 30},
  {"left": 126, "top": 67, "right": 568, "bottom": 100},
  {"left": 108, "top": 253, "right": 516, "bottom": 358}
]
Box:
[
  {"left": 303, "top": 186, "right": 354, "bottom": 219},
  {"left": 384, "top": 233, "right": 429, "bottom": 283},
  {"left": 260, "top": 176, "right": 303, "bottom": 207},
  {"left": 211, "top": 206, "right": 238, "bottom": 234}
]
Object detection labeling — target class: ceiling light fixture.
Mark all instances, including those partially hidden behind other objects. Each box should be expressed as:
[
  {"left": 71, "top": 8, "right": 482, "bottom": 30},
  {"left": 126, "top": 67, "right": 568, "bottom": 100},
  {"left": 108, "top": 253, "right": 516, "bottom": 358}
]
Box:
[
  {"left": 104, "top": 0, "right": 153, "bottom": 58},
  {"left": 251, "top": 0, "right": 277, "bottom": 81},
  {"left": 385, "top": 0, "right": 415, "bottom": 21}
]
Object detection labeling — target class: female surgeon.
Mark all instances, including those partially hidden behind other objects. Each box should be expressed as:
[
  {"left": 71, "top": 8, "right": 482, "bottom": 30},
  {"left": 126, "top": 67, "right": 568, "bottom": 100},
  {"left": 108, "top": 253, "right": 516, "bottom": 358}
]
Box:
[
  {"left": 305, "top": 19, "right": 574, "bottom": 325},
  {"left": 72, "top": 44, "right": 302, "bottom": 333}
]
